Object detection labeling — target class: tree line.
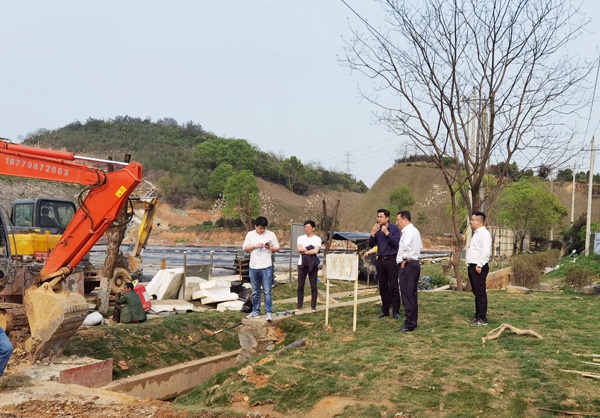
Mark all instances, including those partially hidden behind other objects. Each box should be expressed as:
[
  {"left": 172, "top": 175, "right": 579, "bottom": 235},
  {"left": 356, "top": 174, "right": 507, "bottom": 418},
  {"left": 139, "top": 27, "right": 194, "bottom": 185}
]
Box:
[{"left": 23, "top": 116, "right": 368, "bottom": 206}]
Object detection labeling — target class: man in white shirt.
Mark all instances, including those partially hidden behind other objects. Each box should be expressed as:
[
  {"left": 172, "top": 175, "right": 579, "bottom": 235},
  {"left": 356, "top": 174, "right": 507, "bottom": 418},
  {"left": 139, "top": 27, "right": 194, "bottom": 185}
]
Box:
[
  {"left": 465, "top": 211, "right": 492, "bottom": 326},
  {"left": 243, "top": 216, "right": 280, "bottom": 321},
  {"left": 296, "top": 220, "right": 321, "bottom": 312},
  {"left": 395, "top": 210, "right": 422, "bottom": 333}
]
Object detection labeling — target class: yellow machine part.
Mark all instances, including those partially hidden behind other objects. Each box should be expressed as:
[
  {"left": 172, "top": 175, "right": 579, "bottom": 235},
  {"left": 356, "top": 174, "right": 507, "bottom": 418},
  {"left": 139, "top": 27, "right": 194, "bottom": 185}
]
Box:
[
  {"left": 9, "top": 231, "right": 61, "bottom": 259},
  {"left": 23, "top": 283, "right": 88, "bottom": 360}
]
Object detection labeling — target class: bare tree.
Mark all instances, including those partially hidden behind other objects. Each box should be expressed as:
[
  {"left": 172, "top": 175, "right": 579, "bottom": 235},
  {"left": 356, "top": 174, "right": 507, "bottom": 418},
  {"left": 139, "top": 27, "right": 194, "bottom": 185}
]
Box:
[{"left": 341, "top": 0, "right": 593, "bottom": 289}]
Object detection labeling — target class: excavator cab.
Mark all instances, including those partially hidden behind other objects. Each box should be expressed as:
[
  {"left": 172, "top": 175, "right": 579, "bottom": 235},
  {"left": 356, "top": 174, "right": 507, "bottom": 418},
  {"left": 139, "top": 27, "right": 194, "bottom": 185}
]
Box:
[{"left": 11, "top": 198, "right": 76, "bottom": 234}]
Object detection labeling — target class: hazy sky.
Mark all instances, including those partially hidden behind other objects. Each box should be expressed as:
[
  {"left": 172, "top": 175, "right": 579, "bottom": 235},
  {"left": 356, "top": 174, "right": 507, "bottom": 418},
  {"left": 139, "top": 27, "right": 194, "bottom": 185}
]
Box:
[{"left": 1, "top": 1, "right": 598, "bottom": 187}]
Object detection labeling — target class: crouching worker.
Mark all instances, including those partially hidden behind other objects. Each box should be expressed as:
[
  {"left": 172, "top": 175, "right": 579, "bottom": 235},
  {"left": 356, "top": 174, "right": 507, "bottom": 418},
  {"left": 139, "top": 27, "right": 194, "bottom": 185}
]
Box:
[{"left": 113, "top": 282, "right": 147, "bottom": 324}]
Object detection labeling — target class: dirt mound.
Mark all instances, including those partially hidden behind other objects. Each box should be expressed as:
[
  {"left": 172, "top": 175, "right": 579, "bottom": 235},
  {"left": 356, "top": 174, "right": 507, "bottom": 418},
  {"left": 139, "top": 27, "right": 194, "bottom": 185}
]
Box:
[{"left": 0, "top": 377, "right": 179, "bottom": 417}]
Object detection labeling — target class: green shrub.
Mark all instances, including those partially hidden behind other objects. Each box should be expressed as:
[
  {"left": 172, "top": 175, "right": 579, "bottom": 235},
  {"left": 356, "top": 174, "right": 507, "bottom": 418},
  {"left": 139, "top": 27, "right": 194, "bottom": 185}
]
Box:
[
  {"left": 202, "top": 220, "right": 213, "bottom": 226},
  {"left": 564, "top": 265, "right": 596, "bottom": 290},
  {"left": 429, "top": 273, "right": 450, "bottom": 288},
  {"left": 511, "top": 255, "right": 541, "bottom": 288}
]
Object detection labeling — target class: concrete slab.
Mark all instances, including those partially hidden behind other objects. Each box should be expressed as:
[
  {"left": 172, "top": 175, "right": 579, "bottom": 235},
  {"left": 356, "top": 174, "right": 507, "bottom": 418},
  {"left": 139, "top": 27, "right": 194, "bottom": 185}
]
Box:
[
  {"left": 145, "top": 268, "right": 185, "bottom": 300},
  {"left": 199, "top": 279, "right": 231, "bottom": 290},
  {"left": 216, "top": 300, "right": 244, "bottom": 312},
  {"left": 201, "top": 292, "right": 238, "bottom": 304},
  {"left": 59, "top": 358, "right": 113, "bottom": 388},
  {"left": 150, "top": 299, "right": 194, "bottom": 313},
  {"left": 182, "top": 276, "right": 206, "bottom": 302}
]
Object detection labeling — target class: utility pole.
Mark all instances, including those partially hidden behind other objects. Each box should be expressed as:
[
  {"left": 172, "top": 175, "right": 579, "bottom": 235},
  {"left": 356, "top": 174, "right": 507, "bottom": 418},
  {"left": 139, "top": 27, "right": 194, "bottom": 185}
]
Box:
[
  {"left": 584, "top": 136, "right": 597, "bottom": 256},
  {"left": 571, "top": 161, "right": 576, "bottom": 225}
]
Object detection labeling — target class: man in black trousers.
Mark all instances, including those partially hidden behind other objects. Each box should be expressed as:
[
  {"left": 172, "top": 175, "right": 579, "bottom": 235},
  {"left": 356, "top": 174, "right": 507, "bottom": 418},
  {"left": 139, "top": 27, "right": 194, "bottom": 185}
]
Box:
[
  {"left": 369, "top": 209, "right": 401, "bottom": 319},
  {"left": 395, "top": 210, "right": 422, "bottom": 333}
]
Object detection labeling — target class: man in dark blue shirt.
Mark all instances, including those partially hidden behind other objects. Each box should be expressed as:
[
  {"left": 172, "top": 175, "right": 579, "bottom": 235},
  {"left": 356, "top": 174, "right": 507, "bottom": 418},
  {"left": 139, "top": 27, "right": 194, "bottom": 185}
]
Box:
[{"left": 368, "top": 209, "right": 401, "bottom": 319}]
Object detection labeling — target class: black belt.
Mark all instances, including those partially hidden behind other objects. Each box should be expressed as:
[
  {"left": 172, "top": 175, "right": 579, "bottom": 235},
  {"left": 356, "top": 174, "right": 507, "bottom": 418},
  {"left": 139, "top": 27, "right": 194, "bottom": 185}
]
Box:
[
  {"left": 398, "top": 259, "right": 419, "bottom": 265},
  {"left": 378, "top": 255, "right": 396, "bottom": 260}
]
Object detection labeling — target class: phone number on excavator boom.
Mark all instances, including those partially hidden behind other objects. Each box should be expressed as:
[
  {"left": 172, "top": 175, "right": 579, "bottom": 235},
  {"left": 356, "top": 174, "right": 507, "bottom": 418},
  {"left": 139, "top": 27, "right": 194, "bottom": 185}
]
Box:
[{"left": 4, "top": 157, "right": 70, "bottom": 176}]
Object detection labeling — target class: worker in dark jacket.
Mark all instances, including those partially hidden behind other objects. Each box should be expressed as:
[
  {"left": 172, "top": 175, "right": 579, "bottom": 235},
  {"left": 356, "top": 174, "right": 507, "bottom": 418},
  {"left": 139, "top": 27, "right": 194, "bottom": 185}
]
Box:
[{"left": 113, "top": 282, "right": 147, "bottom": 324}]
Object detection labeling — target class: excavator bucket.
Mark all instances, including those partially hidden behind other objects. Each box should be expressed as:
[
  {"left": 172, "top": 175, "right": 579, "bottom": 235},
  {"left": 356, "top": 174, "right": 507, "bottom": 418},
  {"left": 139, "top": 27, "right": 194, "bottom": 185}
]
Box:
[{"left": 23, "top": 283, "right": 88, "bottom": 360}]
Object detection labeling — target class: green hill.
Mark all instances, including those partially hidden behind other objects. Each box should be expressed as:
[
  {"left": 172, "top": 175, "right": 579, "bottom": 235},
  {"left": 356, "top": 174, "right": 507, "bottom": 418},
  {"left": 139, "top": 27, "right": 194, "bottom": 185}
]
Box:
[{"left": 21, "top": 116, "right": 367, "bottom": 206}]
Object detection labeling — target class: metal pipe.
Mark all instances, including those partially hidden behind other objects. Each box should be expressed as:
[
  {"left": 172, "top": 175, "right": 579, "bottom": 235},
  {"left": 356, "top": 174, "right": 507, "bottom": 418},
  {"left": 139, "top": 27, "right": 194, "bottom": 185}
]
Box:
[{"left": 74, "top": 155, "right": 129, "bottom": 166}]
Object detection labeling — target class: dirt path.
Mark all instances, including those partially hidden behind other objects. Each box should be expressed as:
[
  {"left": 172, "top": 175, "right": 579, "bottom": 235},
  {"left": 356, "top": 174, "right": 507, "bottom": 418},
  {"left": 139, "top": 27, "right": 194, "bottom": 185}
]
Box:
[{"left": 0, "top": 376, "right": 179, "bottom": 417}]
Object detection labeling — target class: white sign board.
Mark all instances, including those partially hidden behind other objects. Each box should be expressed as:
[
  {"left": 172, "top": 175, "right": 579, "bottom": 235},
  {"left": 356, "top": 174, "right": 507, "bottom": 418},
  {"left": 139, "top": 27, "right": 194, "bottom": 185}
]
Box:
[
  {"left": 325, "top": 253, "right": 359, "bottom": 281},
  {"left": 324, "top": 253, "right": 360, "bottom": 331},
  {"left": 593, "top": 233, "right": 600, "bottom": 255}
]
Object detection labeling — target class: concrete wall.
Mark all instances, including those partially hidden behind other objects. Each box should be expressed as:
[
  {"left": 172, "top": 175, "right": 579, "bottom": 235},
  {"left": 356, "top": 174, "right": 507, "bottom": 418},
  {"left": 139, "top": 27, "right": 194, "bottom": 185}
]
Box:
[{"left": 104, "top": 350, "right": 241, "bottom": 400}]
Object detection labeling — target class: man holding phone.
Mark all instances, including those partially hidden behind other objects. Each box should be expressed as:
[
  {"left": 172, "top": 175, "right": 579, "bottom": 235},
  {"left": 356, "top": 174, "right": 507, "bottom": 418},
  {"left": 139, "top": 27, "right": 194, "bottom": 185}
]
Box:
[
  {"left": 243, "top": 216, "right": 280, "bottom": 322},
  {"left": 369, "top": 209, "right": 401, "bottom": 319}
]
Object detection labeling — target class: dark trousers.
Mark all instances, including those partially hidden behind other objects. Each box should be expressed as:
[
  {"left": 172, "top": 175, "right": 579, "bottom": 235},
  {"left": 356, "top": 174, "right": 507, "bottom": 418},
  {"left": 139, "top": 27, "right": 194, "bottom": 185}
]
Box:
[
  {"left": 113, "top": 304, "right": 122, "bottom": 323},
  {"left": 468, "top": 263, "right": 489, "bottom": 322},
  {"left": 297, "top": 265, "right": 318, "bottom": 309},
  {"left": 398, "top": 261, "right": 420, "bottom": 330},
  {"left": 376, "top": 257, "right": 400, "bottom": 315}
]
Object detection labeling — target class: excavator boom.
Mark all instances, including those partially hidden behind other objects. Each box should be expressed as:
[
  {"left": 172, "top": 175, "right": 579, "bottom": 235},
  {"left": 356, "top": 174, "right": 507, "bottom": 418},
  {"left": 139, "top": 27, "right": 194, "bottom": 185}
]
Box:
[{"left": 0, "top": 139, "right": 142, "bottom": 359}]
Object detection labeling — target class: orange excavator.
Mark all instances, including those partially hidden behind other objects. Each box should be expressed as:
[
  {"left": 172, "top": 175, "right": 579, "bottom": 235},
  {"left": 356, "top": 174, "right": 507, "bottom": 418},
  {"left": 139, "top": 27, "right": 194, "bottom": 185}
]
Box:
[{"left": 0, "top": 138, "right": 142, "bottom": 359}]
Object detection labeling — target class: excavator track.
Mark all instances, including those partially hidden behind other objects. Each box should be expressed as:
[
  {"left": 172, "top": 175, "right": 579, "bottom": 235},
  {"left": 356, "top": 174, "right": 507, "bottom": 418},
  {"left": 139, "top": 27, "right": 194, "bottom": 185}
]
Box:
[{"left": 23, "top": 284, "right": 88, "bottom": 360}]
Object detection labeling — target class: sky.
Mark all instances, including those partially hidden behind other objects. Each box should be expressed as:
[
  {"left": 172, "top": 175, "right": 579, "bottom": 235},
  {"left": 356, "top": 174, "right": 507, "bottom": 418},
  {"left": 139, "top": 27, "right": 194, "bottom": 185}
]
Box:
[{"left": 1, "top": 1, "right": 599, "bottom": 187}]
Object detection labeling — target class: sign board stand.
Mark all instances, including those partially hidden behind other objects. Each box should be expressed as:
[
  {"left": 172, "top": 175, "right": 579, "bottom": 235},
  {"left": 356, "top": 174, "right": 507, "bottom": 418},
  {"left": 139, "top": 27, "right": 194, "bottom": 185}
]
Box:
[{"left": 324, "top": 253, "right": 359, "bottom": 332}]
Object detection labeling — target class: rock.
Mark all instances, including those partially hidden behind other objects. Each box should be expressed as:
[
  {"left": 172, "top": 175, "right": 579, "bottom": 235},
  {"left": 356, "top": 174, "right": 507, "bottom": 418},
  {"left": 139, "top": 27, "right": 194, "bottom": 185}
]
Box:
[
  {"left": 537, "top": 282, "right": 554, "bottom": 291},
  {"left": 582, "top": 285, "right": 600, "bottom": 295},
  {"left": 506, "top": 286, "right": 531, "bottom": 295}
]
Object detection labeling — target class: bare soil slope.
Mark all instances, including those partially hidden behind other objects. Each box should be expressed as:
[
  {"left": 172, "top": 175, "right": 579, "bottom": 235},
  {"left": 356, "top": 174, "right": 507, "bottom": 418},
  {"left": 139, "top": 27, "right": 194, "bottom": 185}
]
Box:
[{"left": 340, "top": 163, "right": 453, "bottom": 236}]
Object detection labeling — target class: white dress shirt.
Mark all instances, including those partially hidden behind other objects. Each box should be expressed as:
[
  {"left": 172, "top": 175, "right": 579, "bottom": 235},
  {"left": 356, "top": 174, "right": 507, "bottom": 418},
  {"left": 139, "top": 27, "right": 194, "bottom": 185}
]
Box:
[
  {"left": 243, "top": 229, "right": 279, "bottom": 269},
  {"left": 466, "top": 226, "right": 492, "bottom": 267},
  {"left": 396, "top": 223, "right": 423, "bottom": 264}
]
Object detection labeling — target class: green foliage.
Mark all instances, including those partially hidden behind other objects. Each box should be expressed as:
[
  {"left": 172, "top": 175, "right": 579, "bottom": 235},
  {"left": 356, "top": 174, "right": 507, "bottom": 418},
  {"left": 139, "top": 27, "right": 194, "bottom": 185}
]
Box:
[
  {"left": 497, "top": 177, "right": 567, "bottom": 251},
  {"left": 156, "top": 173, "right": 199, "bottom": 207},
  {"left": 388, "top": 184, "right": 415, "bottom": 213},
  {"left": 556, "top": 168, "right": 573, "bottom": 182},
  {"left": 577, "top": 221, "right": 600, "bottom": 245},
  {"left": 429, "top": 272, "right": 450, "bottom": 288},
  {"left": 194, "top": 138, "right": 256, "bottom": 172},
  {"left": 223, "top": 170, "right": 260, "bottom": 221},
  {"left": 24, "top": 117, "right": 368, "bottom": 205},
  {"left": 416, "top": 211, "right": 428, "bottom": 226},
  {"left": 208, "top": 163, "right": 234, "bottom": 198},
  {"left": 280, "top": 156, "right": 306, "bottom": 193}
]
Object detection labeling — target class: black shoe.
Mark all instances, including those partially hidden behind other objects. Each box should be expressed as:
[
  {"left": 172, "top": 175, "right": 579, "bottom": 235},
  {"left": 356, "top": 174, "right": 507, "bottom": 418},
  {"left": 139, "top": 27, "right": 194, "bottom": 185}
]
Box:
[
  {"left": 393, "top": 313, "right": 401, "bottom": 320},
  {"left": 377, "top": 313, "right": 390, "bottom": 319},
  {"left": 395, "top": 326, "right": 414, "bottom": 333}
]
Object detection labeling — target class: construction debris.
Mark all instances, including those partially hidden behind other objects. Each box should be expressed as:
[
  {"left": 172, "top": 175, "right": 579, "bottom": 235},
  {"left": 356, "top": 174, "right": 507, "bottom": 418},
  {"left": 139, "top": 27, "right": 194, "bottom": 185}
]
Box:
[{"left": 481, "top": 323, "right": 543, "bottom": 346}]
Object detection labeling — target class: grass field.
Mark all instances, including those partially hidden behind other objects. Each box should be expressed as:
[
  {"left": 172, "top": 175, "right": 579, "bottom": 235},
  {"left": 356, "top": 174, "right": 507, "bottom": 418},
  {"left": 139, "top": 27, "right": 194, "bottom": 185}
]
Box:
[
  {"left": 172, "top": 288, "right": 600, "bottom": 417},
  {"left": 59, "top": 253, "right": 600, "bottom": 417}
]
